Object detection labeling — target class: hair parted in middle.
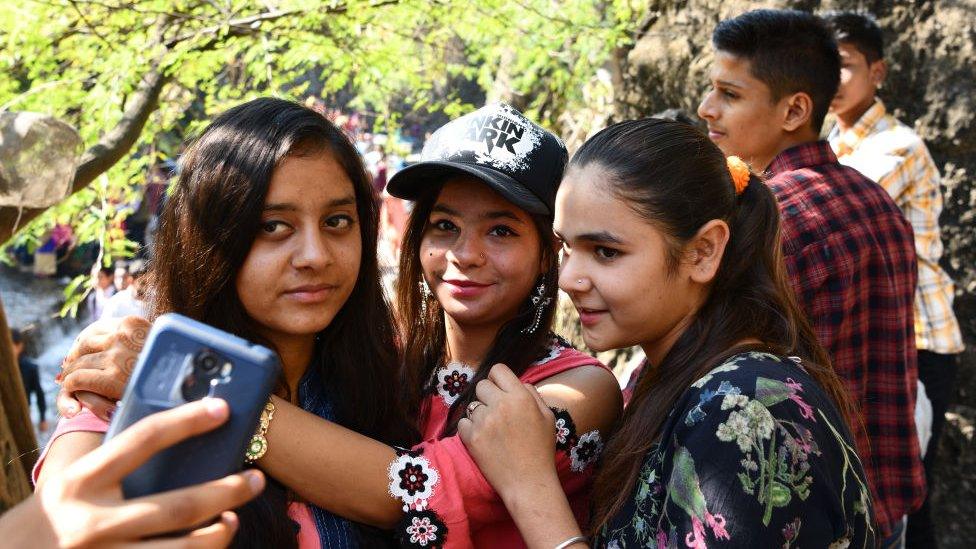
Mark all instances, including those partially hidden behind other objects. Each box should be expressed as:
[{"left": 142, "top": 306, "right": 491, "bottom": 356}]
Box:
[{"left": 149, "top": 97, "right": 411, "bottom": 547}]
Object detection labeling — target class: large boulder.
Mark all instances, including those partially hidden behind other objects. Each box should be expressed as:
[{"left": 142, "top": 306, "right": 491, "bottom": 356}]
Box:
[
  {"left": 614, "top": 1, "right": 976, "bottom": 546},
  {"left": 0, "top": 111, "right": 82, "bottom": 210}
]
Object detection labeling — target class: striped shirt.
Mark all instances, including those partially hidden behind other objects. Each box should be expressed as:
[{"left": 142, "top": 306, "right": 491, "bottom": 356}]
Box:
[{"left": 829, "top": 100, "right": 963, "bottom": 354}]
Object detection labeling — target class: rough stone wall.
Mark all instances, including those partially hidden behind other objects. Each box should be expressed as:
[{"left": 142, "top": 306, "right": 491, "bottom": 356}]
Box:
[{"left": 612, "top": 1, "right": 975, "bottom": 546}]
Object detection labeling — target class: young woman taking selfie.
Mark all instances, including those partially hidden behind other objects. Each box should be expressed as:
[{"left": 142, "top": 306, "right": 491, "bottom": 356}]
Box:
[{"left": 38, "top": 97, "right": 408, "bottom": 547}]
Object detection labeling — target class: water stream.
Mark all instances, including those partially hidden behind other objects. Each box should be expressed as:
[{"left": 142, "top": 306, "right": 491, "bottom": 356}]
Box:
[{"left": 1, "top": 265, "right": 87, "bottom": 450}]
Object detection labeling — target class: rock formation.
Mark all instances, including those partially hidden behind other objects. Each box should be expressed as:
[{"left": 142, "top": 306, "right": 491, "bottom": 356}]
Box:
[{"left": 613, "top": 2, "right": 975, "bottom": 545}]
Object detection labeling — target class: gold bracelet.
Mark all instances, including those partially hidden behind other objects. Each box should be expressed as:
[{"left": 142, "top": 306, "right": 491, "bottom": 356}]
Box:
[{"left": 244, "top": 399, "right": 276, "bottom": 464}]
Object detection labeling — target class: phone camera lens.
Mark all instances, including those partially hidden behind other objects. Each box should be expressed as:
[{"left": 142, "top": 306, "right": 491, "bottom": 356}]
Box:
[{"left": 194, "top": 350, "right": 222, "bottom": 375}]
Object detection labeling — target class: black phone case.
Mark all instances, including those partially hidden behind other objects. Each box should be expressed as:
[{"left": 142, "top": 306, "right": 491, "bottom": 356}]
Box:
[{"left": 104, "top": 313, "right": 280, "bottom": 499}]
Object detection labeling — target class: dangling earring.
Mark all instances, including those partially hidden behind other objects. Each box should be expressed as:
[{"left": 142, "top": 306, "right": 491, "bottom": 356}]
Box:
[
  {"left": 521, "top": 282, "right": 552, "bottom": 334},
  {"left": 419, "top": 279, "right": 432, "bottom": 316}
]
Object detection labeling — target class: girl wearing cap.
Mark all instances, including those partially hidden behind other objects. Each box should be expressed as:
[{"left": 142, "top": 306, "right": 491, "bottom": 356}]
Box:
[
  {"left": 380, "top": 102, "right": 620, "bottom": 546},
  {"left": 53, "top": 103, "right": 621, "bottom": 548},
  {"left": 457, "top": 119, "right": 875, "bottom": 548}
]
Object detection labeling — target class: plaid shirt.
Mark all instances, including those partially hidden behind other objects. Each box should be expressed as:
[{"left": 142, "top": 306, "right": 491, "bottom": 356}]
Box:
[
  {"left": 829, "top": 99, "right": 964, "bottom": 354},
  {"left": 767, "top": 141, "right": 925, "bottom": 535}
]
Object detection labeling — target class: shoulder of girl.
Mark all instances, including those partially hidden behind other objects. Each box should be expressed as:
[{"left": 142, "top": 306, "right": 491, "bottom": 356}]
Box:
[
  {"left": 676, "top": 353, "right": 822, "bottom": 429},
  {"left": 535, "top": 364, "right": 622, "bottom": 421},
  {"left": 687, "top": 351, "right": 798, "bottom": 391}
]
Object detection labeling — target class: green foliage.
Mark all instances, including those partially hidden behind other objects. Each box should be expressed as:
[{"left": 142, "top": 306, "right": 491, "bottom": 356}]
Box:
[{"left": 0, "top": 0, "right": 639, "bottom": 315}]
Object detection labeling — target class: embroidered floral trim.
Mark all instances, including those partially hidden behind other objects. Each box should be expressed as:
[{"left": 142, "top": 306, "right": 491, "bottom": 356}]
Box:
[
  {"left": 551, "top": 407, "right": 603, "bottom": 471},
  {"left": 551, "top": 407, "right": 579, "bottom": 451},
  {"left": 434, "top": 362, "right": 475, "bottom": 406},
  {"left": 388, "top": 449, "right": 440, "bottom": 511},
  {"left": 534, "top": 334, "right": 573, "bottom": 365},
  {"left": 570, "top": 429, "right": 604, "bottom": 472},
  {"left": 397, "top": 509, "right": 448, "bottom": 548}
]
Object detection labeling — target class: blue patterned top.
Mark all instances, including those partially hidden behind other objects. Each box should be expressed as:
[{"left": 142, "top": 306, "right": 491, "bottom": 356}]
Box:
[{"left": 595, "top": 352, "right": 875, "bottom": 548}]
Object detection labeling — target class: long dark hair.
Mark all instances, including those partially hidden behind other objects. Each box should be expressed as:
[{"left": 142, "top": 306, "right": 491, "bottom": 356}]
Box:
[
  {"left": 581, "top": 119, "right": 856, "bottom": 530},
  {"left": 149, "top": 97, "right": 409, "bottom": 547},
  {"left": 395, "top": 180, "right": 559, "bottom": 437}
]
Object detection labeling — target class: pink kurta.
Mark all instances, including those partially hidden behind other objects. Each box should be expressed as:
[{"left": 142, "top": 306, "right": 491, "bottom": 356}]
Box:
[{"left": 388, "top": 336, "right": 608, "bottom": 548}]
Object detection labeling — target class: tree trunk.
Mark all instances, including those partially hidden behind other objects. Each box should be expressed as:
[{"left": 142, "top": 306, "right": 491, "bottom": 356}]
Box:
[{"left": 0, "top": 295, "right": 37, "bottom": 511}]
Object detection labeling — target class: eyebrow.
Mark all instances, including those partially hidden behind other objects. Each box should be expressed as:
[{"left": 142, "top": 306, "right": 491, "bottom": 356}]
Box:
[
  {"left": 716, "top": 79, "right": 745, "bottom": 90},
  {"left": 263, "top": 195, "right": 356, "bottom": 212},
  {"left": 432, "top": 204, "right": 525, "bottom": 223},
  {"left": 576, "top": 231, "right": 625, "bottom": 245}
]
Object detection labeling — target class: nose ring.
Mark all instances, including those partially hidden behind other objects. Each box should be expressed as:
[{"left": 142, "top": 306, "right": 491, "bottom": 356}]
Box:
[{"left": 576, "top": 279, "right": 583, "bottom": 285}]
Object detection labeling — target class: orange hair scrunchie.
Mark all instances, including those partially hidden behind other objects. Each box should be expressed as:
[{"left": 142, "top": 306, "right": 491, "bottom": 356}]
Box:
[{"left": 726, "top": 156, "right": 751, "bottom": 195}]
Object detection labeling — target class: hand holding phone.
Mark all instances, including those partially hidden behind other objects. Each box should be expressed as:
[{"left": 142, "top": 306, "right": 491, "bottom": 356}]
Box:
[
  {"left": 104, "top": 313, "right": 280, "bottom": 498},
  {"left": 1, "top": 399, "right": 263, "bottom": 548}
]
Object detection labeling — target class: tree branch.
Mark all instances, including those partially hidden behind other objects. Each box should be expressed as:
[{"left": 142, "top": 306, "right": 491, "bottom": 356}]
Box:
[
  {"left": 162, "top": 8, "right": 305, "bottom": 48},
  {"left": 0, "top": 0, "right": 403, "bottom": 244}
]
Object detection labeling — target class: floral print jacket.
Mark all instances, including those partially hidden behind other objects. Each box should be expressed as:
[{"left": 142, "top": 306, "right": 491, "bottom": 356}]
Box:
[{"left": 596, "top": 352, "right": 875, "bottom": 548}]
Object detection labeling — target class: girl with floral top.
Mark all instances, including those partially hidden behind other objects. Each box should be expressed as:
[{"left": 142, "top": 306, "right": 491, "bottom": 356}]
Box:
[
  {"left": 51, "top": 103, "right": 622, "bottom": 548},
  {"left": 458, "top": 118, "right": 876, "bottom": 548}
]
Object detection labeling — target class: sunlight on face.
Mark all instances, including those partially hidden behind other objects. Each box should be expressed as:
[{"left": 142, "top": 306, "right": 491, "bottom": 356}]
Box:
[
  {"left": 420, "top": 177, "right": 544, "bottom": 330},
  {"left": 830, "top": 43, "right": 880, "bottom": 121},
  {"left": 554, "top": 164, "right": 699, "bottom": 359},
  {"left": 697, "top": 51, "right": 787, "bottom": 171},
  {"left": 235, "top": 151, "right": 361, "bottom": 347}
]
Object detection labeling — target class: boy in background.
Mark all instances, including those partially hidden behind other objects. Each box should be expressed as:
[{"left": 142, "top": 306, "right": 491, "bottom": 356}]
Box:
[
  {"left": 825, "top": 12, "right": 963, "bottom": 548},
  {"left": 697, "top": 9, "right": 924, "bottom": 547},
  {"left": 12, "top": 328, "right": 48, "bottom": 433}
]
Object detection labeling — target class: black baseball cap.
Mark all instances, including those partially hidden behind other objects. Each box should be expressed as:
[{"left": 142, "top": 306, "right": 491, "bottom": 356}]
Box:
[{"left": 386, "top": 103, "right": 568, "bottom": 215}]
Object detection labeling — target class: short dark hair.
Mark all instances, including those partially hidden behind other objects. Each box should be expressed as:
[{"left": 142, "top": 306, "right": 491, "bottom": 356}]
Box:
[
  {"left": 823, "top": 11, "right": 884, "bottom": 64},
  {"left": 713, "top": 9, "right": 840, "bottom": 131}
]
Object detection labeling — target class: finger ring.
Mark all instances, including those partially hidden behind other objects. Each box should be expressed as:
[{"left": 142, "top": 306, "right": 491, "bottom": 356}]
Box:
[{"left": 466, "top": 400, "right": 484, "bottom": 417}]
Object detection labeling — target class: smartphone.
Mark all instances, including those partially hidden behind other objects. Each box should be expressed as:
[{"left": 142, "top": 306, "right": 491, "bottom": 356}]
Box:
[{"left": 104, "top": 313, "right": 280, "bottom": 499}]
